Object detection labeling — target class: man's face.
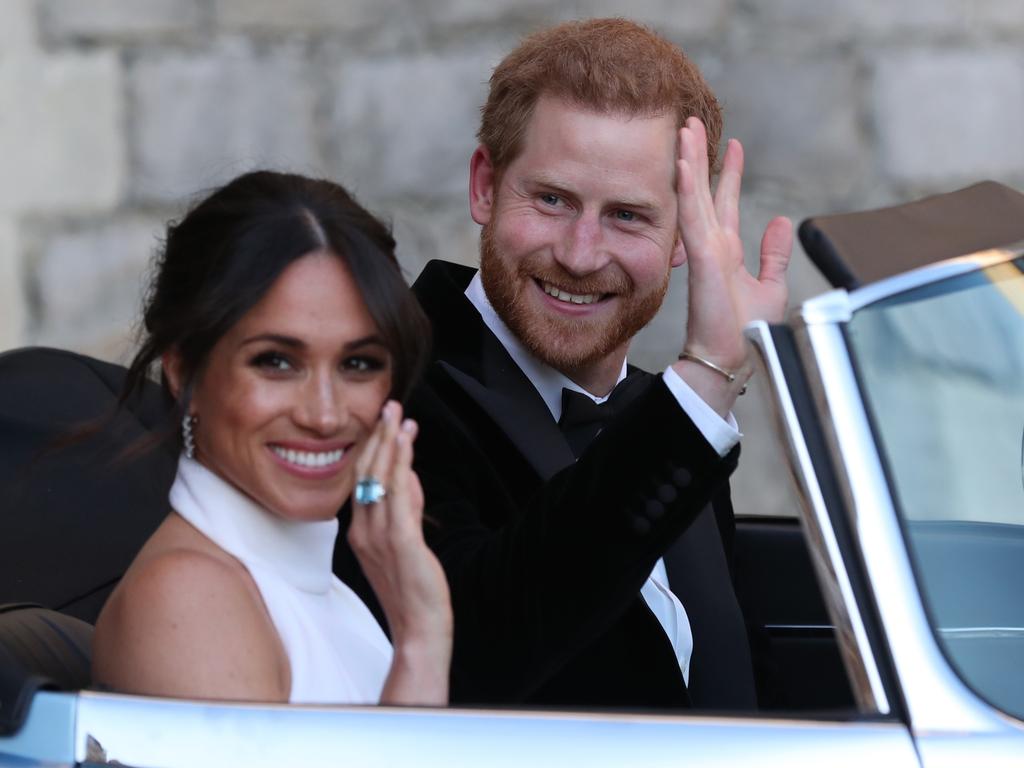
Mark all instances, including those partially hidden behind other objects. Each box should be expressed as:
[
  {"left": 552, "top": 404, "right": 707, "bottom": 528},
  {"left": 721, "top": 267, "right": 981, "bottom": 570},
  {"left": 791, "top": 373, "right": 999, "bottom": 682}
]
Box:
[{"left": 473, "top": 94, "right": 683, "bottom": 377}]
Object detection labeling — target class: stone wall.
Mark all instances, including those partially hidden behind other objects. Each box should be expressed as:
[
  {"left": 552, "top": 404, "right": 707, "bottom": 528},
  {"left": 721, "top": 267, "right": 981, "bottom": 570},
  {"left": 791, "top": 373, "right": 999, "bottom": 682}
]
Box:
[{"left": 3, "top": 0, "right": 1023, "bottom": 516}]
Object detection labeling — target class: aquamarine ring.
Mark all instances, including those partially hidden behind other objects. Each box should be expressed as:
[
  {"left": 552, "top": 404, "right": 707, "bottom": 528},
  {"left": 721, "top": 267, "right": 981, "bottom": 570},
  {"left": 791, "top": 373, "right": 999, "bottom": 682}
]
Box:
[{"left": 354, "top": 477, "right": 387, "bottom": 505}]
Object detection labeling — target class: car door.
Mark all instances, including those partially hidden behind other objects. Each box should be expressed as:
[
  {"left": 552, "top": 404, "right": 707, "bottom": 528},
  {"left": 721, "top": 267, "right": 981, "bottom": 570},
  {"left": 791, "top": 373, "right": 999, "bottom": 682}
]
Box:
[{"left": 748, "top": 248, "right": 1024, "bottom": 767}]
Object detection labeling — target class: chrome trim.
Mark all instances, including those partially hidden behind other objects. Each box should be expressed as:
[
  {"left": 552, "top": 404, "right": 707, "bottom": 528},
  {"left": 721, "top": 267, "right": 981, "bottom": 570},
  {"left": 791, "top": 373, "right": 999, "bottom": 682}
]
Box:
[
  {"left": 792, "top": 317, "right": 1002, "bottom": 733},
  {"left": 939, "top": 627, "right": 1024, "bottom": 640},
  {"left": 798, "top": 247, "right": 1024, "bottom": 327},
  {"left": 846, "top": 245, "right": 1024, "bottom": 313},
  {"left": 746, "top": 321, "right": 889, "bottom": 714},
  {"left": 69, "top": 690, "right": 919, "bottom": 768},
  {"left": 796, "top": 289, "right": 853, "bottom": 326},
  {"left": 0, "top": 691, "right": 76, "bottom": 764}
]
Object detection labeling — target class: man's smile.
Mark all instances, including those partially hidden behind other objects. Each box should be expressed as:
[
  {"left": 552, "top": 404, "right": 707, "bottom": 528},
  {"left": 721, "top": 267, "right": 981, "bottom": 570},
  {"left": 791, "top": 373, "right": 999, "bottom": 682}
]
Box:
[{"left": 539, "top": 280, "right": 607, "bottom": 305}]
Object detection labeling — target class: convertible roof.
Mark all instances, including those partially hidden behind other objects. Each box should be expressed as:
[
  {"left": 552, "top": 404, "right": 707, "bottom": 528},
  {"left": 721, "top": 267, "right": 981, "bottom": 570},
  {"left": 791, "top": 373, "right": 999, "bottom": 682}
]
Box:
[{"left": 799, "top": 180, "right": 1024, "bottom": 290}]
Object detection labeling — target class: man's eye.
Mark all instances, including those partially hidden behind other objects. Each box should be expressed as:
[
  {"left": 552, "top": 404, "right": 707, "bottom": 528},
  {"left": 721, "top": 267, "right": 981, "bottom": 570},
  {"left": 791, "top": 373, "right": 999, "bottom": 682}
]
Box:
[
  {"left": 615, "top": 210, "right": 637, "bottom": 222},
  {"left": 251, "top": 352, "right": 293, "bottom": 372},
  {"left": 540, "top": 193, "right": 561, "bottom": 207}
]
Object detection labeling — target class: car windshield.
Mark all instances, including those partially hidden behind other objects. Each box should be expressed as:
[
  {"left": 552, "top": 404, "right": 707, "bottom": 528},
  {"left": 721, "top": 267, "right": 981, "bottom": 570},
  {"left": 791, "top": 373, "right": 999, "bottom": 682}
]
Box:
[{"left": 845, "top": 255, "right": 1024, "bottom": 722}]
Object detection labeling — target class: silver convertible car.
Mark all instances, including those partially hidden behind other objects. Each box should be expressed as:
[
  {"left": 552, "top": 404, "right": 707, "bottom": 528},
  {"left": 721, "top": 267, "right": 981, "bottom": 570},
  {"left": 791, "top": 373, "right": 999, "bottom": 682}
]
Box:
[{"left": 1, "top": 182, "right": 1023, "bottom": 767}]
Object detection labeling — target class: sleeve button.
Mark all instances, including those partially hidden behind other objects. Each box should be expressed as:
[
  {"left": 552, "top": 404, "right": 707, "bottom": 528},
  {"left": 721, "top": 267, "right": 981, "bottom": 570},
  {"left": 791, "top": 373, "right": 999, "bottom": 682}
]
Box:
[
  {"left": 672, "top": 467, "right": 693, "bottom": 488},
  {"left": 645, "top": 499, "right": 666, "bottom": 520},
  {"left": 656, "top": 484, "right": 677, "bottom": 504},
  {"left": 632, "top": 516, "right": 652, "bottom": 535}
]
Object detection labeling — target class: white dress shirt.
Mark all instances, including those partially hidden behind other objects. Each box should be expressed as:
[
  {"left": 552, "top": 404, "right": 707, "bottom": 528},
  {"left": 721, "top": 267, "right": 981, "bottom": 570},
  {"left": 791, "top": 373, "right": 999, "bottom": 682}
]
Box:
[{"left": 465, "top": 274, "right": 741, "bottom": 684}]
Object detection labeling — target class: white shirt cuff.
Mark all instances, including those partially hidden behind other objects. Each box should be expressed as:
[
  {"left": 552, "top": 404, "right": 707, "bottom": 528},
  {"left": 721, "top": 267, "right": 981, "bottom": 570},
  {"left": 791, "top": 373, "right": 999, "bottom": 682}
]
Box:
[{"left": 661, "top": 365, "right": 741, "bottom": 457}]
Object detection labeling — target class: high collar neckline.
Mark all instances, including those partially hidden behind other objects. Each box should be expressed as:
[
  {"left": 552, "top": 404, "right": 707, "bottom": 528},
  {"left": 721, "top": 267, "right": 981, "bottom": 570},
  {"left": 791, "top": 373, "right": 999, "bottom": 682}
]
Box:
[{"left": 169, "top": 456, "right": 338, "bottom": 595}]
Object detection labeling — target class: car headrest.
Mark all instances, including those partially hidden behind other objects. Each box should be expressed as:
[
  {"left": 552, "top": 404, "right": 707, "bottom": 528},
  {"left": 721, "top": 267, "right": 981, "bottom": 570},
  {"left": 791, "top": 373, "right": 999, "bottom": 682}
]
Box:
[
  {"left": 798, "top": 181, "right": 1024, "bottom": 289},
  {"left": 0, "top": 604, "right": 93, "bottom": 736},
  {"left": 0, "top": 347, "right": 176, "bottom": 621}
]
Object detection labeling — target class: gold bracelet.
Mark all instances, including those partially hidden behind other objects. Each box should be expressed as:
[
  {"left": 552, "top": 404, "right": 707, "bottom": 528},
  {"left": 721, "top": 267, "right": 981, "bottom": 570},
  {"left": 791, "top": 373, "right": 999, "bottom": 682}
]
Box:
[{"left": 677, "top": 351, "right": 747, "bottom": 395}]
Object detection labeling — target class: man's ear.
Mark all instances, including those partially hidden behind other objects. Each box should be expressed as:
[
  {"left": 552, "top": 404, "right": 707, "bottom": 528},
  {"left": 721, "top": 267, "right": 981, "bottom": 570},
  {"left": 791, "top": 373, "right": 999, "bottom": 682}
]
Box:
[
  {"left": 161, "top": 348, "right": 186, "bottom": 402},
  {"left": 670, "top": 234, "right": 688, "bottom": 268},
  {"left": 469, "top": 145, "right": 496, "bottom": 226}
]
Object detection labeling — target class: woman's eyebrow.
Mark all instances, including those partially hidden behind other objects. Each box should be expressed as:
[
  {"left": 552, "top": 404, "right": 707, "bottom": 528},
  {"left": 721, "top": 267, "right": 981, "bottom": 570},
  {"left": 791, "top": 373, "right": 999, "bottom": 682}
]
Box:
[
  {"left": 240, "top": 333, "right": 304, "bottom": 349},
  {"left": 344, "top": 335, "right": 387, "bottom": 351},
  {"left": 239, "top": 333, "right": 387, "bottom": 350}
]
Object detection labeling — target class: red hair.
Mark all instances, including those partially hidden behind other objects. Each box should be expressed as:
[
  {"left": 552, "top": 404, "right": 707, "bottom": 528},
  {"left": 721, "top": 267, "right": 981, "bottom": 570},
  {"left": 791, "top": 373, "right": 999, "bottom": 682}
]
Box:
[{"left": 479, "top": 18, "right": 723, "bottom": 177}]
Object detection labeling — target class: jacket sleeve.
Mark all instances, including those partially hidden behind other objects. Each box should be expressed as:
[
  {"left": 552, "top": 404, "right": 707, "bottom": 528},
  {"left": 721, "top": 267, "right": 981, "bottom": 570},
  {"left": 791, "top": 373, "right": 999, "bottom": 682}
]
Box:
[{"left": 409, "top": 372, "right": 740, "bottom": 703}]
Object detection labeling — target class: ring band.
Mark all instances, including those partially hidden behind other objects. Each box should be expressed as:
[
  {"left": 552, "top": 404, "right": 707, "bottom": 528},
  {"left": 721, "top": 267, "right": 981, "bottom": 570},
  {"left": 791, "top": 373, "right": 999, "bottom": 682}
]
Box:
[{"left": 354, "top": 477, "right": 387, "bottom": 505}]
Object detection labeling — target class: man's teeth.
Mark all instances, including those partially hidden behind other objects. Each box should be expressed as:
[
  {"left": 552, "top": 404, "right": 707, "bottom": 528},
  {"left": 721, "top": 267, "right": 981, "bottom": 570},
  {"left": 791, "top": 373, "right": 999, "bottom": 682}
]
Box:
[
  {"left": 542, "top": 282, "right": 600, "bottom": 305},
  {"left": 271, "top": 446, "right": 344, "bottom": 468}
]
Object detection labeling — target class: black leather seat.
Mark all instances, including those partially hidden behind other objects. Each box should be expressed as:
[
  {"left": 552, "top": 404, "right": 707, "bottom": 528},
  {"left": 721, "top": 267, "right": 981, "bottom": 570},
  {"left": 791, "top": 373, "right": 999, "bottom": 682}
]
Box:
[
  {"left": 0, "top": 603, "right": 93, "bottom": 735},
  {"left": 0, "top": 347, "right": 176, "bottom": 620}
]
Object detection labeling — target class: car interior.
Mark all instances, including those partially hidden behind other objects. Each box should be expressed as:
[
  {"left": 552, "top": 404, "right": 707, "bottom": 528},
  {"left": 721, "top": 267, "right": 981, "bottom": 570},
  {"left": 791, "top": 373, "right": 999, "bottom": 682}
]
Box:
[{"left": 4, "top": 180, "right": 1023, "bottom": 736}]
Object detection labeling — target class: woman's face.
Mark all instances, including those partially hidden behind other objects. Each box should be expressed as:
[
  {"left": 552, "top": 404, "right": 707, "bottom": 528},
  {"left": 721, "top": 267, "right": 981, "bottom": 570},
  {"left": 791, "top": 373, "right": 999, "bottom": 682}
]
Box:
[{"left": 180, "top": 252, "right": 392, "bottom": 522}]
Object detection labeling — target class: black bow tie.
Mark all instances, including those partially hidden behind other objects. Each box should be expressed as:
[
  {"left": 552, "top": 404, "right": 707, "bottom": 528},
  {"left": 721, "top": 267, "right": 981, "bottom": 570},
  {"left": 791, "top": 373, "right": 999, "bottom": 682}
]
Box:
[{"left": 558, "top": 372, "right": 647, "bottom": 458}]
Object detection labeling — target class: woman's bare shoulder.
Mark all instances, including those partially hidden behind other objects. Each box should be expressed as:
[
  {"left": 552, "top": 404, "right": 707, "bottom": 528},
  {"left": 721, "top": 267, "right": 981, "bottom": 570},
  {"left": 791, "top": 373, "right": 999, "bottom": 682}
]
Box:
[{"left": 93, "top": 533, "right": 289, "bottom": 702}]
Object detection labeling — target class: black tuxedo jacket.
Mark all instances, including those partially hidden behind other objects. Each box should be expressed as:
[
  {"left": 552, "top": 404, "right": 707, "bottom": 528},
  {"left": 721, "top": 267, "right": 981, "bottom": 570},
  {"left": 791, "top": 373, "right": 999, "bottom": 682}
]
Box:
[{"left": 338, "top": 260, "right": 756, "bottom": 710}]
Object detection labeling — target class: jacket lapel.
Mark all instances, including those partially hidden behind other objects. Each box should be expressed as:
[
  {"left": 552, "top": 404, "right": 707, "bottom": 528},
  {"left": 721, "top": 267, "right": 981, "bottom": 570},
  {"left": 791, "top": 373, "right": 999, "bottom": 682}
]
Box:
[{"left": 414, "top": 261, "right": 575, "bottom": 480}]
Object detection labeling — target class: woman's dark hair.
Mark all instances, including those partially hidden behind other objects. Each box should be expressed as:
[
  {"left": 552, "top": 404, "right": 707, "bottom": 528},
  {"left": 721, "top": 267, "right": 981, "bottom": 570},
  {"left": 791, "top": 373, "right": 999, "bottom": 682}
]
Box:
[{"left": 122, "top": 170, "right": 431, "bottom": 450}]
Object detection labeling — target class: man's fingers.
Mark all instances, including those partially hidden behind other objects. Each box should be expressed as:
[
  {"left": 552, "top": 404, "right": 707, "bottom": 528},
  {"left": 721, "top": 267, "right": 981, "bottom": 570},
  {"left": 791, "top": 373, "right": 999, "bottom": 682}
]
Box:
[
  {"left": 713, "top": 139, "right": 743, "bottom": 234},
  {"left": 758, "top": 216, "right": 793, "bottom": 286}
]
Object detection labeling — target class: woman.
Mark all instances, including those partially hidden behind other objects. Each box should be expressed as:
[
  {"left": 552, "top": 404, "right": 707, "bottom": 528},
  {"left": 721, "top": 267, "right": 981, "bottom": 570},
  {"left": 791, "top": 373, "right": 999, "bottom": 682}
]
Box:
[{"left": 91, "top": 171, "right": 451, "bottom": 705}]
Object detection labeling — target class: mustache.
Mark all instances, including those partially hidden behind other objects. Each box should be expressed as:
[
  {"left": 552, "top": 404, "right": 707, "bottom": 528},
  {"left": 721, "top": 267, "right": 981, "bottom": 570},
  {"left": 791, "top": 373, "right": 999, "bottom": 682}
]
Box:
[{"left": 519, "top": 257, "right": 631, "bottom": 296}]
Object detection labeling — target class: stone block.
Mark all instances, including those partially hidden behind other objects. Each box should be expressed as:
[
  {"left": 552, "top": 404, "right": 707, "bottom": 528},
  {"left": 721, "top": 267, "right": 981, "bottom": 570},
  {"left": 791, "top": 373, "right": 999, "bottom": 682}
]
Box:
[
  {"left": 0, "top": 50, "right": 123, "bottom": 214},
  {"left": 564, "top": 0, "right": 730, "bottom": 36},
  {"left": 388, "top": 200, "right": 481, "bottom": 282},
  {"left": 965, "top": 0, "right": 1024, "bottom": 30},
  {"left": 215, "top": 0, "right": 400, "bottom": 33},
  {"left": 0, "top": 218, "right": 26, "bottom": 351},
  {"left": 30, "top": 216, "right": 164, "bottom": 362},
  {"left": 328, "top": 49, "right": 496, "bottom": 201},
  {"left": 0, "top": 0, "right": 39, "bottom": 54},
  {"left": 710, "top": 50, "right": 865, "bottom": 195},
  {"left": 745, "top": 0, "right": 965, "bottom": 38},
  {"left": 873, "top": 49, "right": 1024, "bottom": 183},
  {"left": 40, "top": 0, "right": 204, "bottom": 42},
  {"left": 129, "top": 41, "right": 322, "bottom": 205}
]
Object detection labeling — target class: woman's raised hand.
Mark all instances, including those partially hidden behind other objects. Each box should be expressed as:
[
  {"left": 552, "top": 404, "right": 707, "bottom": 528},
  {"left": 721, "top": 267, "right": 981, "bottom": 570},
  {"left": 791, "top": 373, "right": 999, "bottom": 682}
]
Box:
[{"left": 348, "top": 400, "right": 452, "bottom": 705}]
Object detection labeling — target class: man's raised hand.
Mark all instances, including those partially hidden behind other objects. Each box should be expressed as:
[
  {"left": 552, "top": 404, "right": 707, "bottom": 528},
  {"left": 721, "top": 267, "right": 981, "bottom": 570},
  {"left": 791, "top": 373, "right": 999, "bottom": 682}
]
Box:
[{"left": 672, "top": 117, "right": 793, "bottom": 415}]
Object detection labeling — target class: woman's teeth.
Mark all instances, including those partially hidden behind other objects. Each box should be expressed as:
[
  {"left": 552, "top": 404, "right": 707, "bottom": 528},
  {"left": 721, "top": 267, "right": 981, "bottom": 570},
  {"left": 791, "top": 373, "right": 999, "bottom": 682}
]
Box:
[
  {"left": 271, "top": 446, "right": 344, "bottom": 468},
  {"left": 542, "top": 282, "right": 599, "bottom": 305}
]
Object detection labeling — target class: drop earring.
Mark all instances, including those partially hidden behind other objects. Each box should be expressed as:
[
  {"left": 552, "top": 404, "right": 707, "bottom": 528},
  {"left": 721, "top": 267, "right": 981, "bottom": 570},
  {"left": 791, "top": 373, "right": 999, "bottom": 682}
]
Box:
[{"left": 182, "top": 412, "right": 198, "bottom": 459}]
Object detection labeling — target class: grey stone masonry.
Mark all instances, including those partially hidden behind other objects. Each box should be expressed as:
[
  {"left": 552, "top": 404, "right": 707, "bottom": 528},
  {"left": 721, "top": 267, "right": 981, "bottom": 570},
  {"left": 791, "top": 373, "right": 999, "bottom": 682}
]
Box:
[
  {"left": 328, "top": 48, "right": 497, "bottom": 202},
  {"left": 40, "top": 0, "right": 205, "bottom": 43},
  {"left": 0, "top": 218, "right": 24, "bottom": 350},
  {"left": 873, "top": 49, "right": 1024, "bottom": 184},
  {"left": 0, "top": 48, "right": 123, "bottom": 214},
  {"left": 129, "top": 40, "right": 323, "bottom": 205},
  {"left": 3, "top": 0, "right": 1024, "bottom": 520},
  {"left": 27, "top": 215, "right": 165, "bottom": 361}
]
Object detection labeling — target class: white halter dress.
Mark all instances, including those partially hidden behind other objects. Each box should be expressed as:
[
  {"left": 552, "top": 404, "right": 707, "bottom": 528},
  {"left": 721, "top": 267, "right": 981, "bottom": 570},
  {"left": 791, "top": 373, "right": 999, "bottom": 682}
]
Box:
[{"left": 169, "top": 456, "right": 392, "bottom": 704}]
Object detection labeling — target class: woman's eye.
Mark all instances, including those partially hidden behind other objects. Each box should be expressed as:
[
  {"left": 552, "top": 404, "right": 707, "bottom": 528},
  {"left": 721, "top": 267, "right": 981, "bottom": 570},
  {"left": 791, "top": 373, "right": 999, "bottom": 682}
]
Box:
[
  {"left": 251, "top": 352, "right": 293, "bottom": 372},
  {"left": 343, "top": 356, "right": 386, "bottom": 373}
]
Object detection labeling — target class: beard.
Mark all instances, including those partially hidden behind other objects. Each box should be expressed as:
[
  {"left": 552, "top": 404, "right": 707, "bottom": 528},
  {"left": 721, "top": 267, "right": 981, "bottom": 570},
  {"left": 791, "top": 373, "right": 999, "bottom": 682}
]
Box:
[{"left": 479, "top": 219, "right": 670, "bottom": 374}]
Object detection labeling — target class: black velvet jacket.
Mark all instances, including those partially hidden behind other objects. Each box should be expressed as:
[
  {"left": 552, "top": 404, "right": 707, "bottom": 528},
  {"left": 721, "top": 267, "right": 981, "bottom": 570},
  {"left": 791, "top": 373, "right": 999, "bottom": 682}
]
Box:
[{"left": 336, "top": 261, "right": 756, "bottom": 710}]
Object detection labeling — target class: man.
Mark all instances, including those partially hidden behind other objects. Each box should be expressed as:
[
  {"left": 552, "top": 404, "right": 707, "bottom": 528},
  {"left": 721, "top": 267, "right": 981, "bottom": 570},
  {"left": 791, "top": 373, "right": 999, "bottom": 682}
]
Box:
[{"left": 338, "top": 18, "right": 792, "bottom": 710}]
